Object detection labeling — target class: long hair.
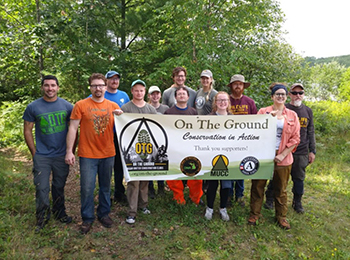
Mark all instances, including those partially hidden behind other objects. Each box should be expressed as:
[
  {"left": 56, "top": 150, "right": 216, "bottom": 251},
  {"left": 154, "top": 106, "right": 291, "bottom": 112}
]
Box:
[{"left": 212, "top": 91, "right": 232, "bottom": 114}]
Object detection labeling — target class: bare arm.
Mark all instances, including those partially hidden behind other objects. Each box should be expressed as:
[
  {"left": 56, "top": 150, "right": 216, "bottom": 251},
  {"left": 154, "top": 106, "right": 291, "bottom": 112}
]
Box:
[
  {"left": 275, "top": 144, "right": 297, "bottom": 164},
  {"left": 65, "top": 119, "right": 80, "bottom": 166},
  {"left": 23, "top": 120, "right": 36, "bottom": 157}
]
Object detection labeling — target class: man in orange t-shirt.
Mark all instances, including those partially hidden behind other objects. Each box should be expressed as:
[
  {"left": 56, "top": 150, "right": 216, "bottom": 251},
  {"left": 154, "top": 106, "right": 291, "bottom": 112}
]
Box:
[{"left": 65, "top": 73, "right": 122, "bottom": 234}]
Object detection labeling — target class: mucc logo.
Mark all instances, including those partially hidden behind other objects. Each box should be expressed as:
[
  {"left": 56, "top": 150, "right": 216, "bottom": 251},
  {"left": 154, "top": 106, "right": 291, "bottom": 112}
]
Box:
[{"left": 119, "top": 117, "right": 169, "bottom": 171}]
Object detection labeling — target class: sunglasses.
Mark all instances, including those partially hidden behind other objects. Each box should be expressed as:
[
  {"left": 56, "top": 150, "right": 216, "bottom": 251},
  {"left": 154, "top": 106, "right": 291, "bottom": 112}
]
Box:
[{"left": 290, "top": 91, "right": 304, "bottom": 95}]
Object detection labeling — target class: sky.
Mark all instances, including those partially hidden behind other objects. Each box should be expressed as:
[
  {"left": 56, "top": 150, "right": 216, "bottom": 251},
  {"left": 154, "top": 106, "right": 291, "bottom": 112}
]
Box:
[{"left": 278, "top": 0, "right": 350, "bottom": 58}]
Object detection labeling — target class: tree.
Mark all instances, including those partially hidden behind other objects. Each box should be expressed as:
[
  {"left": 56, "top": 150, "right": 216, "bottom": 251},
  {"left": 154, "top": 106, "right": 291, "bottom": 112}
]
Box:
[{"left": 306, "top": 62, "right": 346, "bottom": 101}]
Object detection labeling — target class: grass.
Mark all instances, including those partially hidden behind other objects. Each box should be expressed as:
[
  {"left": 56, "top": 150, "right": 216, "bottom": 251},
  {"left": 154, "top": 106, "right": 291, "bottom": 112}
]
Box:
[{"left": 1, "top": 131, "right": 350, "bottom": 260}]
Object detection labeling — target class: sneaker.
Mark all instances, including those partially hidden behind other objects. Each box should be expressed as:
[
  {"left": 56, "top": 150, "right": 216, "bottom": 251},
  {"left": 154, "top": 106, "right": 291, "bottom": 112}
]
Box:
[
  {"left": 236, "top": 197, "right": 245, "bottom": 208},
  {"left": 81, "top": 222, "right": 92, "bottom": 234},
  {"left": 264, "top": 199, "right": 274, "bottom": 210},
  {"left": 141, "top": 208, "right": 151, "bottom": 214},
  {"left": 277, "top": 218, "right": 291, "bottom": 230},
  {"left": 204, "top": 207, "right": 213, "bottom": 220},
  {"left": 98, "top": 215, "right": 113, "bottom": 228},
  {"left": 219, "top": 208, "right": 230, "bottom": 221},
  {"left": 248, "top": 215, "right": 259, "bottom": 226},
  {"left": 126, "top": 216, "right": 136, "bottom": 224}
]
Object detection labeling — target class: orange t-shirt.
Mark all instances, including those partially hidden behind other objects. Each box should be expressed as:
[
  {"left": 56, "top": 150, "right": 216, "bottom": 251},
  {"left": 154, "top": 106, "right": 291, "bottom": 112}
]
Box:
[{"left": 71, "top": 98, "right": 120, "bottom": 158}]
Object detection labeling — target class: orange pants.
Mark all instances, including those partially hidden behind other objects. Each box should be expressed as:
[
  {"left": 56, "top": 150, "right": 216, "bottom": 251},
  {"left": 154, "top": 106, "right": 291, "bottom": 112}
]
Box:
[{"left": 167, "top": 180, "right": 203, "bottom": 204}]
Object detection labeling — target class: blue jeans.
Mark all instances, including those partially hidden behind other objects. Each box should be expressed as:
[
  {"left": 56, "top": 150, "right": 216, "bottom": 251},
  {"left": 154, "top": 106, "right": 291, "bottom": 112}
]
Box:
[
  {"left": 79, "top": 157, "right": 114, "bottom": 223},
  {"left": 33, "top": 154, "right": 69, "bottom": 220},
  {"left": 229, "top": 180, "right": 245, "bottom": 199}
]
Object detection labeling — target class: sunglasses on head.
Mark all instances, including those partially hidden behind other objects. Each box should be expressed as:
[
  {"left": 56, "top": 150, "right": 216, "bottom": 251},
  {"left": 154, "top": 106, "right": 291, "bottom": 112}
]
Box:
[{"left": 290, "top": 91, "right": 304, "bottom": 95}]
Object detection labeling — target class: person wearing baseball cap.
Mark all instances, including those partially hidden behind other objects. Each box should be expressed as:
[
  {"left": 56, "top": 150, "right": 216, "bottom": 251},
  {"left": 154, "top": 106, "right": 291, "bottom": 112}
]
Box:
[
  {"left": 147, "top": 85, "right": 169, "bottom": 198},
  {"left": 264, "top": 83, "right": 316, "bottom": 214},
  {"left": 120, "top": 79, "right": 157, "bottom": 224},
  {"left": 227, "top": 74, "right": 257, "bottom": 208},
  {"left": 195, "top": 69, "right": 218, "bottom": 115},
  {"left": 104, "top": 70, "right": 130, "bottom": 206}
]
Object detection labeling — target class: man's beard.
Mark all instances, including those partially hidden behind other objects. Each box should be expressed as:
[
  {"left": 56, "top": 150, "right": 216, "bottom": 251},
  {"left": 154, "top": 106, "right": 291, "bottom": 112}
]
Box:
[
  {"left": 232, "top": 88, "right": 243, "bottom": 97},
  {"left": 293, "top": 100, "right": 302, "bottom": 107}
]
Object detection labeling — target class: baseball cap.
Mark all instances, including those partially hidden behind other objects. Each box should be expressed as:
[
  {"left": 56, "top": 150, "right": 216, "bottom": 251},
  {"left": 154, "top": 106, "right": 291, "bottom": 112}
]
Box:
[
  {"left": 131, "top": 79, "right": 146, "bottom": 88},
  {"left": 148, "top": 86, "right": 161, "bottom": 94},
  {"left": 105, "top": 71, "right": 120, "bottom": 79},
  {"left": 290, "top": 83, "right": 304, "bottom": 90},
  {"left": 200, "top": 69, "right": 213, "bottom": 78},
  {"left": 227, "top": 74, "right": 251, "bottom": 88}
]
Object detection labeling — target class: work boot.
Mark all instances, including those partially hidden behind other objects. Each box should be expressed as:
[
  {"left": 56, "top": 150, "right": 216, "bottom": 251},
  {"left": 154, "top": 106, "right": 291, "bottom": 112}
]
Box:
[{"left": 292, "top": 194, "right": 304, "bottom": 214}]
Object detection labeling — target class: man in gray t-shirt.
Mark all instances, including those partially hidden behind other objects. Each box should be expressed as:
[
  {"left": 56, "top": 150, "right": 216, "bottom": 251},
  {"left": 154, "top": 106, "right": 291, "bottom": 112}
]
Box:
[
  {"left": 162, "top": 66, "right": 196, "bottom": 108},
  {"left": 23, "top": 75, "right": 73, "bottom": 232},
  {"left": 121, "top": 79, "right": 157, "bottom": 225}
]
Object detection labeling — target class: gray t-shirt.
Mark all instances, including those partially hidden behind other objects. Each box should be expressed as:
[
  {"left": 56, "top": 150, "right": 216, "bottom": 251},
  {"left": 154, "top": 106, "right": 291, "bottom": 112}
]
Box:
[
  {"left": 195, "top": 88, "right": 218, "bottom": 115},
  {"left": 22, "top": 97, "right": 73, "bottom": 157},
  {"left": 155, "top": 104, "right": 169, "bottom": 114},
  {"left": 121, "top": 101, "right": 157, "bottom": 114},
  {"left": 162, "top": 86, "right": 196, "bottom": 108}
]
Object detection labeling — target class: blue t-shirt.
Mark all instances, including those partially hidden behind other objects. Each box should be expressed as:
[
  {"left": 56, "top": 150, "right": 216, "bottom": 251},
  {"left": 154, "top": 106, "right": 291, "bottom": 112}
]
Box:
[
  {"left": 88, "top": 90, "right": 130, "bottom": 107},
  {"left": 22, "top": 97, "right": 73, "bottom": 157}
]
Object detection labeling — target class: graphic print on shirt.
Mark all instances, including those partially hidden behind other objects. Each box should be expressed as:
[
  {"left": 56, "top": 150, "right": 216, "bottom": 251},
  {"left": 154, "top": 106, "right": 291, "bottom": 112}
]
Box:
[
  {"left": 231, "top": 104, "right": 249, "bottom": 114},
  {"left": 299, "top": 117, "right": 308, "bottom": 128},
  {"left": 38, "top": 110, "right": 68, "bottom": 135},
  {"left": 90, "top": 108, "right": 110, "bottom": 135}
]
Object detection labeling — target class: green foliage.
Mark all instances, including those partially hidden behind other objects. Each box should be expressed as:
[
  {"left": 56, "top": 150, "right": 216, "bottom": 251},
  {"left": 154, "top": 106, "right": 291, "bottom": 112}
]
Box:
[
  {"left": 307, "top": 100, "right": 350, "bottom": 135},
  {"left": 304, "top": 62, "right": 346, "bottom": 101},
  {"left": 338, "top": 67, "right": 350, "bottom": 101},
  {"left": 305, "top": 54, "right": 350, "bottom": 68},
  {"left": 2, "top": 0, "right": 305, "bottom": 104},
  {"left": 0, "top": 99, "right": 30, "bottom": 150}
]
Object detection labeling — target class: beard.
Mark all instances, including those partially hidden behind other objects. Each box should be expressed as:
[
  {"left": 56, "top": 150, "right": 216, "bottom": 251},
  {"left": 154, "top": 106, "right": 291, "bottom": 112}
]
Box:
[
  {"left": 231, "top": 88, "right": 244, "bottom": 97},
  {"left": 293, "top": 100, "right": 302, "bottom": 107}
]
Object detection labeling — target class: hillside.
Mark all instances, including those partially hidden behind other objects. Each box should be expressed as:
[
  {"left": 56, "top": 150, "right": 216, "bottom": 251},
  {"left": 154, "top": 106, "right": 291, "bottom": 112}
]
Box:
[{"left": 305, "top": 54, "right": 350, "bottom": 67}]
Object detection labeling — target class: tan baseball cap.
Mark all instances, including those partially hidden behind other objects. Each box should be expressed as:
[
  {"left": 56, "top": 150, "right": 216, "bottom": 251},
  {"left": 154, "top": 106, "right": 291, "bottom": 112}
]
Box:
[{"left": 290, "top": 83, "right": 304, "bottom": 90}]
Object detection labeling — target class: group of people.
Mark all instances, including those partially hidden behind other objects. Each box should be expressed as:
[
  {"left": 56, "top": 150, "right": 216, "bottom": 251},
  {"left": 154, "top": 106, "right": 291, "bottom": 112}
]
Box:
[{"left": 23, "top": 66, "right": 316, "bottom": 234}]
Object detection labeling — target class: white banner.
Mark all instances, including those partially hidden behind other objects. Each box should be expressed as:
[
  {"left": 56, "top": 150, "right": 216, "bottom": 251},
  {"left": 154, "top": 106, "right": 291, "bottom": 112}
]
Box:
[{"left": 115, "top": 113, "right": 277, "bottom": 182}]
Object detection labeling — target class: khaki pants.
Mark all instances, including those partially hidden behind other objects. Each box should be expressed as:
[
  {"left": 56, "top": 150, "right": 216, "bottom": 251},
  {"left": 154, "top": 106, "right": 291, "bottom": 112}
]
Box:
[
  {"left": 250, "top": 164, "right": 291, "bottom": 221},
  {"left": 126, "top": 181, "right": 148, "bottom": 217}
]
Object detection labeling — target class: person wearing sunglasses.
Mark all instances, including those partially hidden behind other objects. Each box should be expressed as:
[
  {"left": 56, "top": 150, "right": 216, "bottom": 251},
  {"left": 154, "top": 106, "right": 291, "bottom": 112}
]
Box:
[
  {"left": 264, "top": 83, "right": 316, "bottom": 214},
  {"left": 248, "top": 82, "right": 300, "bottom": 230}
]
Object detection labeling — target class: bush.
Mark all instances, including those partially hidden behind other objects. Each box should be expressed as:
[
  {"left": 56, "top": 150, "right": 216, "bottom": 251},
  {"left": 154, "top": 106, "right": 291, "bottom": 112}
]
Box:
[
  {"left": 307, "top": 100, "right": 350, "bottom": 135},
  {"left": 0, "top": 98, "right": 31, "bottom": 151}
]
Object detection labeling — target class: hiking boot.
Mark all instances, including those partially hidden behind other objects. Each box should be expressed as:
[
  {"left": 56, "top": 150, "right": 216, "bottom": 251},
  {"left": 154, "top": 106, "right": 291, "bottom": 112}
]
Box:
[
  {"left": 141, "top": 208, "right": 151, "bottom": 214},
  {"left": 277, "top": 218, "right": 291, "bottom": 230},
  {"left": 264, "top": 199, "right": 274, "bottom": 210},
  {"left": 35, "top": 218, "right": 48, "bottom": 233},
  {"left": 236, "top": 197, "right": 245, "bottom": 208},
  {"left": 292, "top": 195, "right": 305, "bottom": 214},
  {"left": 98, "top": 215, "right": 113, "bottom": 228},
  {"left": 204, "top": 207, "right": 213, "bottom": 220},
  {"left": 81, "top": 222, "right": 92, "bottom": 234},
  {"left": 126, "top": 216, "right": 136, "bottom": 224},
  {"left": 248, "top": 215, "right": 259, "bottom": 226},
  {"left": 219, "top": 208, "right": 230, "bottom": 221},
  {"left": 58, "top": 215, "right": 73, "bottom": 224}
]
